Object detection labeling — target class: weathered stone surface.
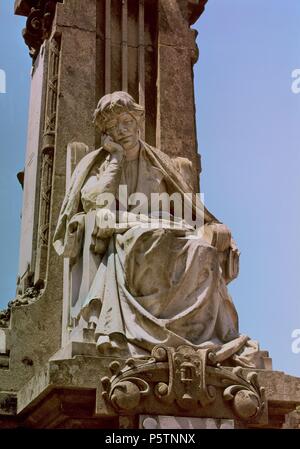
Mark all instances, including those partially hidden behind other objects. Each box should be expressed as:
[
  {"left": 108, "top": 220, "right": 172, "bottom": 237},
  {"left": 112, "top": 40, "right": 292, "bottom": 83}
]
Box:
[
  {"left": 0, "top": 393, "right": 17, "bottom": 416},
  {"left": 7, "top": 355, "right": 300, "bottom": 428},
  {"left": 157, "top": 0, "right": 202, "bottom": 192},
  {"left": 140, "top": 415, "right": 234, "bottom": 429},
  {"left": 283, "top": 408, "right": 300, "bottom": 429}
]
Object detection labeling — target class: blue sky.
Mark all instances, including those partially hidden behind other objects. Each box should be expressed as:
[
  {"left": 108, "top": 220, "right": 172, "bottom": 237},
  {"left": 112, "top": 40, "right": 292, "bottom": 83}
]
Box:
[
  {"left": 0, "top": 0, "right": 299, "bottom": 376},
  {"left": 0, "top": 1, "right": 31, "bottom": 302},
  {"left": 194, "top": 0, "right": 300, "bottom": 376}
]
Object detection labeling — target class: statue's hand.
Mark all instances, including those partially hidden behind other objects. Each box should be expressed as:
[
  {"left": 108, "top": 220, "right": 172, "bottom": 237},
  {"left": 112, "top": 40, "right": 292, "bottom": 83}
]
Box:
[
  {"left": 223, "top": 236, "right": 240, "bottom": 283},
  {"left": 210, "top": 223, "right": 232, "bottom": 252},
  {"left": 94, "top": 208, "right": 116, "bottom": 239},
  {"left": 203, "top": 223, "right": 240, "bottom": 283},
  {"left": 102, "top": 135, "right": 124, "bottom": 161}
]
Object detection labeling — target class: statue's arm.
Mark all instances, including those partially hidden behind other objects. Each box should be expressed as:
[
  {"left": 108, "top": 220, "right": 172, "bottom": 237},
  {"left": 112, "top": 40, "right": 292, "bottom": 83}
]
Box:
[{"left": 81, "top": 153, "right": 123, "bottom": 211}]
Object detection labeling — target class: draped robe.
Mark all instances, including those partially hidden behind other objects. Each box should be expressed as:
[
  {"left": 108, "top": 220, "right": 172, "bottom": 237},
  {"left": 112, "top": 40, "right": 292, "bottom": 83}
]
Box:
[{"left": 53, "top": 141, "right": 260, "bottom": 367}]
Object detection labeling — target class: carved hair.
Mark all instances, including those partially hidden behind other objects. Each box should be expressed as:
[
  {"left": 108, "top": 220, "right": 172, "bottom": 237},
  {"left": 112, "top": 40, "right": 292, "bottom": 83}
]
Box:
[{"left": 93, "top": 91, "right": 144, "bottom": 132}]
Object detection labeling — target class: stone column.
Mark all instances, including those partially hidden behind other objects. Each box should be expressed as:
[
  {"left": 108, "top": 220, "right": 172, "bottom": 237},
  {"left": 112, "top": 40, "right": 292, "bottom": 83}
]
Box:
[
  {"left": 17, "top": 43, "right": 48, "bottom": 292},
  {"left": 34, "top": 37, "right": 60, "bottom": 286},
  {"left": 157, "top": 0, "right": 207, "bottom": 192}
]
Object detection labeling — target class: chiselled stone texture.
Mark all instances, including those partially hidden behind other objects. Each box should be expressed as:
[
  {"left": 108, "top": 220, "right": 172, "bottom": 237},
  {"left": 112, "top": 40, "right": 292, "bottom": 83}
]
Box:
[
  {"left": 283, "top": 408, "right": 300, "bottom": 429},
  {"left": 0, "top": 288, "right": 41, "bottom": 329}
]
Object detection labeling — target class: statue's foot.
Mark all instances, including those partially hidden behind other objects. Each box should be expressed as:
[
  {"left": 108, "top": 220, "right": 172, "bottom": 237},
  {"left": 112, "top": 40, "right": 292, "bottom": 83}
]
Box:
[
  {"left": 96, "top": 333, "right": 151, "bottom": 359},
  {"left": 96, "top": 333, "right": 130, "bottom": 357}
]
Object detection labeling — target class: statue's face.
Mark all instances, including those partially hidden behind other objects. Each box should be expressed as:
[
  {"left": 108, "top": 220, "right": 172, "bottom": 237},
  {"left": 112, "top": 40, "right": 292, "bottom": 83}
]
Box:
[{"left": 104, "top": 111, "right": 139, "bottom": 151}]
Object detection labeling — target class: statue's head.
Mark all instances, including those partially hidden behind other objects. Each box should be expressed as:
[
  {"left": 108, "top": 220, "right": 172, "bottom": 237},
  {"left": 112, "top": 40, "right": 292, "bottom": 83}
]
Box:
[{"left": 93, "top": 91, "right": 144, "bottom": 151}]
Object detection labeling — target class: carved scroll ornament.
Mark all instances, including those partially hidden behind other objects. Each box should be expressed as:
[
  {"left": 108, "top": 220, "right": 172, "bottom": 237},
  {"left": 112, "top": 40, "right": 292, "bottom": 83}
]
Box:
[{"left": 101, "top": 345, "right": 266, "bottom": 423}]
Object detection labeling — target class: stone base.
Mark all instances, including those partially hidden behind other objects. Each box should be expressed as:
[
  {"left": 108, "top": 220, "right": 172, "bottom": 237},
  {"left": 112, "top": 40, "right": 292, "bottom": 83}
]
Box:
[
  {"left": 0, "top": 354, "right": 299, "bottom": 429},
  {"left": 283, "top": 409, "right": 300, "bottom": 429},
  {"left": 140, "top": 415, "right": 235, "bottom": 429},
  {"left": 49, "top": 336, "right": 273, "bottom": 369}
]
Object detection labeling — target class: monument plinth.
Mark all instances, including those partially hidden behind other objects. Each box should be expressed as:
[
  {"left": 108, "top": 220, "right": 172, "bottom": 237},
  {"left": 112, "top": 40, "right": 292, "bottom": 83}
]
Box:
[{"left": 0, "top": 0, "right": 299, "bottom": 429}]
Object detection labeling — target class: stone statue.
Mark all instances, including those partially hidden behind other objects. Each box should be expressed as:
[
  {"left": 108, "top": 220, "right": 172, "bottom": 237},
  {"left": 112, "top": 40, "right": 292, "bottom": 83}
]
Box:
[{"left": 53, "top": 91, "right": 259, "bottom": 367}]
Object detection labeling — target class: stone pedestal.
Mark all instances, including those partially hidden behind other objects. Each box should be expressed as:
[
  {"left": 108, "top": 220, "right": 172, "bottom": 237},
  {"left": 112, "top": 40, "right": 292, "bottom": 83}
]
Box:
[
  {"left": 0, "top": 352, "right": 299, "bottom": 429},
  {"left": 140, "top": 416, "right": 235, "bottom": 429}
]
